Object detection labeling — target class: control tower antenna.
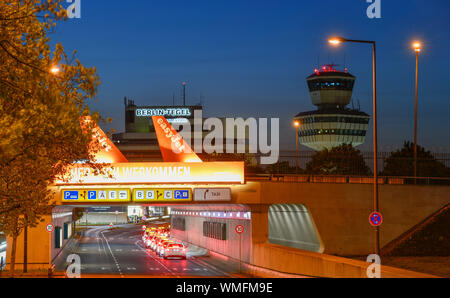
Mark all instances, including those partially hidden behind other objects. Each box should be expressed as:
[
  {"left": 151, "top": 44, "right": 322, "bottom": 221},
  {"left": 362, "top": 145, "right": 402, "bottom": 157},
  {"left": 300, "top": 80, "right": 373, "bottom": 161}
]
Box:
[
  {"left": 343, "top": 53, "right": 346, "bottom": 70},
  {"left": 182, "top": 82, "right": 187, "bottom": 106}
]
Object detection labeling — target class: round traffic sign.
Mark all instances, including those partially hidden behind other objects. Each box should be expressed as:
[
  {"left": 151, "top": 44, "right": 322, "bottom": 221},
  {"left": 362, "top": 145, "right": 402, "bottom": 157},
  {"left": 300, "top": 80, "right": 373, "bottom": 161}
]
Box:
[
  {"left": 369, "top": 212, "right": 383, "bottom": 227},
  {"left": 46, "top": 224, "right": 54, "bottom": 233},
  {"left": 235, "top": 224, "right": 245, "bottom": 234}
]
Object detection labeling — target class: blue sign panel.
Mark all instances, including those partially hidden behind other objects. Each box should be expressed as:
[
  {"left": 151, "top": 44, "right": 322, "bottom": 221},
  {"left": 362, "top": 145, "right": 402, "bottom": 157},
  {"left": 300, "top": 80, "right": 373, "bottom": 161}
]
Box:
[
  {"left": 88, "top": 191, "right": 97, "bottom": 200},
  {"left": 64, "top": 191, "right": 79, "bottom": 200},
  {"left": 174, "top": 190, "right": 190, "bottom": 200}
]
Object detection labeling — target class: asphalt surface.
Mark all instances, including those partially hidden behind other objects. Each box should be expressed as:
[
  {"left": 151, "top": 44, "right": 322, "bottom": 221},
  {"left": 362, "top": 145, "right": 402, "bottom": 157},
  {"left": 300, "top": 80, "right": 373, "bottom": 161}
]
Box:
[{"left": 71, "top": 223, "right": 238, "bottom": 277}]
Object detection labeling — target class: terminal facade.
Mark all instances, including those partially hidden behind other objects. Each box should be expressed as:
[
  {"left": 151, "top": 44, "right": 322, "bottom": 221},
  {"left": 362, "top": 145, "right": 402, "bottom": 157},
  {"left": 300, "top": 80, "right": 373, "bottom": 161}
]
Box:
[{"left": 113, "top": 99, "right": 250, "bottom": 161}]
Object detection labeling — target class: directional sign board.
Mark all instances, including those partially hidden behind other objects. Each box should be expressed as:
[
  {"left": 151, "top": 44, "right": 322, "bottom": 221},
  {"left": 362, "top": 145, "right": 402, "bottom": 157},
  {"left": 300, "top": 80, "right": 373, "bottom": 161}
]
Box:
[
  {"left": 235, "top": 224, "right": 245, "bottom": 234},
  {"left": 46, "top": 224, "right": 54, "bottom": 233},
  {"left": 369, "top": 212, "right": 383, "bottom": 227},
  {"left": 62, "top": 189, "right": 131, "bottom": 203},
  {"left": 194, "top": 188, "right": 231, "bottom": 202},
  {"left": 133, "top": 188, "right": 191, "bottom": 202}
]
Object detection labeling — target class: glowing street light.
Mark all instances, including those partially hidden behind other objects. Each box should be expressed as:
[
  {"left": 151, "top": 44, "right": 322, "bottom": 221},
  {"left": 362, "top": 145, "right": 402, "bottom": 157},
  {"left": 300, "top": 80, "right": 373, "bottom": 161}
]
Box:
[
  {"left": 328, "top": 37, "right": 346, "bottom": 45},
  {"left": 412, "top": 42, "right": 422, "bottom": 52},
  {"left": 327, "top": 35, "right": 380, "bottom": 256},
  {"left": 412, "top": 41, "right": 422, "bottom": 183},
  {"left": 50, "top": 66, "right": 60, "bottom": 75}
]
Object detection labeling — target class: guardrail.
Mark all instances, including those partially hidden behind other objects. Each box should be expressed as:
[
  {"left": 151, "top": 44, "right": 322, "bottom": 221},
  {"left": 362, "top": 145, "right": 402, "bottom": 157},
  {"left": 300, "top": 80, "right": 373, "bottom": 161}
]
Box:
[{"left": 246, "top": 174, "right": 450, "bottom": 185}]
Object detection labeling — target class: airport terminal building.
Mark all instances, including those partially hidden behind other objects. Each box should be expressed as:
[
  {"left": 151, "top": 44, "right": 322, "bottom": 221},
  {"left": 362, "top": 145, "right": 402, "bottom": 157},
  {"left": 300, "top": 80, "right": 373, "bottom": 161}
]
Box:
[{"left": 112, "top": 99, "right": 250, "bottom": 161}]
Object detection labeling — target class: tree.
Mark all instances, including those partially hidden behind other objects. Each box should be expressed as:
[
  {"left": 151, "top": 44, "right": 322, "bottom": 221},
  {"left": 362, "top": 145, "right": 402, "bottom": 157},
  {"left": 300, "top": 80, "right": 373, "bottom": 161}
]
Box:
[
  {"left": 0, "top": 1, "right": 105, "bottom": 275},
  {"left": 265, "top": 161, "right": 297, "bottom": 174},
  {"left": 72, "top": 207, "right": 85, "bottom": 234},
  {"left": 305, "top": 144, "right": 371, "bottom": 175},
  {"left": 381, "top": 141, "right": 450, "bottom": 177},
  {"left": 200, "top": 152, "right": 265, "bottom": 174}
]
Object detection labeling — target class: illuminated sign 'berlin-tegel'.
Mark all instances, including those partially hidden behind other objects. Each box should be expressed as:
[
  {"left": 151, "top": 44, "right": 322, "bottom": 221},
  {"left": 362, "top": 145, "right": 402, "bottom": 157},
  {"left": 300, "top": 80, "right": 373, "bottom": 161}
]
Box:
[{"left": 136, "top": 108, "right": 192, "bottom": 117}]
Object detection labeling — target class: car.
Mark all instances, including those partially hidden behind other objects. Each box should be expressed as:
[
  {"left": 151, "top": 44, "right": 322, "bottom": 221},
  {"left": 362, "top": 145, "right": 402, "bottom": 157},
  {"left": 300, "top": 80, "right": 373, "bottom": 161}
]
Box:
[
  {"left": 151, "top": 236, "right": 167, "bottom": 251},
  {"left": 156, "top": 239, "right": 173, "bottom": 257},
  {"left": 163, "top": 243, "right": 186, "bottom": 260},
  {"left": 144, "top": 235, "right": 156, "bottom": 248}
]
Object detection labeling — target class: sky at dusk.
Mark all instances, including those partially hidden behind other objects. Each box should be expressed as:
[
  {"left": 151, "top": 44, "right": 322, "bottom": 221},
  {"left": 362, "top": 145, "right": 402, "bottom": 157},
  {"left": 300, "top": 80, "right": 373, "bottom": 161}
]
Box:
[{"left": 51, "top": 0, "right": 450, "bottom": 152}]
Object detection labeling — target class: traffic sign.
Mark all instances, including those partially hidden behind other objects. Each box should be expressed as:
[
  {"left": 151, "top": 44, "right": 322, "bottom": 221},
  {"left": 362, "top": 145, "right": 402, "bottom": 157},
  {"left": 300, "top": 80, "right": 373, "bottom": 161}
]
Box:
[
  {"left": 46, "top": 224, "right": 54, "bottom": 233},
  {"left": 369, "top": 212, "right": 383, "bottom": 227},
  {"left": 142, "top": 225, "right": 147, "bottom": 231},
  {"left": 235, "top": 224, "right": 245, "bottom": 234}
]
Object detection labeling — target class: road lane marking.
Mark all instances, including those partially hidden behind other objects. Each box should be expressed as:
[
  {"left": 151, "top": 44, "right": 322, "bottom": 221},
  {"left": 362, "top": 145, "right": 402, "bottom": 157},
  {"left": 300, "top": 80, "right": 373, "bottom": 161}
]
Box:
[
  {"left": 134, "top": 240, "right": 177, "bottom": 277},
  {"left": 101, "top": 231, "right": 124, "bottom": 278}
]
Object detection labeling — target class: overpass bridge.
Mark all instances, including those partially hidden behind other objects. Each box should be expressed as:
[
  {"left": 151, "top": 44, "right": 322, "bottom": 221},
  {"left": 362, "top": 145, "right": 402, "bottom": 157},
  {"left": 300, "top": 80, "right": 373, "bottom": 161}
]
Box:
[
  {"left": 6, "top": 170, "right": 448, "bottom": 277},
  {"left": 3, "top": 117, "right": 448, "bottom": 277}
]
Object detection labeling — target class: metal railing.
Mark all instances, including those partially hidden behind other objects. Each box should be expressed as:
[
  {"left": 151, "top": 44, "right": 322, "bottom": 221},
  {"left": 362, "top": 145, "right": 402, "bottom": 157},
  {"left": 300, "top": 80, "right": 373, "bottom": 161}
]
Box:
[{"left": 246, "top": 174, "right": 450, "bottom": 185}]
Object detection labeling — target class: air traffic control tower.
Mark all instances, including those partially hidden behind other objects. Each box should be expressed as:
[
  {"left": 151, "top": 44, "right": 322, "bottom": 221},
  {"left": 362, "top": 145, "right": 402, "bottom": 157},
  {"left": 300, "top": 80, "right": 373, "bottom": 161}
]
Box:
[{"left": 294, "top": 65, "right": 370, "bottom": 151}]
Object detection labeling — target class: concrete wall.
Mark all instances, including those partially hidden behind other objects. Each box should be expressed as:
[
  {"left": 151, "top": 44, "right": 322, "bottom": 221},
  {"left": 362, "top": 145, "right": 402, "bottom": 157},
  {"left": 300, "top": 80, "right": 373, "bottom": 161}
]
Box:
[
  {"left": 241, "top": 182, "right": 450, "bottom": 255},
  {"left": 251, "top": 243, "right": 436, "bottom": 278},
  {"left": 77, "top": 212, "right": 128, "bottom": 225},
  {"left": 51, "top": 207, "right": 74, "bottom": 262},
  {"left": 170, "top": 205, "right": 251, "bottom": 262},
  {"left": 5, "top": 215, "right": 52, "bottom": 271},
  {"left": 268, "top": 204, "right": 323, "bottom": 252}
]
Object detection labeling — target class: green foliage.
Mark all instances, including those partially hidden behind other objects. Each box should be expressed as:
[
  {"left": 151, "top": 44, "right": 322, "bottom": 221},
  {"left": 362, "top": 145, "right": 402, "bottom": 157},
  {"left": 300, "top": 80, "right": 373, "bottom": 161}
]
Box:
[
  {"left": 265, "top": 161, "right": 297, "bottom": 174},
  {"left": 381, "top": 141, "right": 450, "bottom": 177},
  {"left": 72, "top": 207, "right": 85, "bottom": 222},
  {"left": 306, "top": 144, "right": 371, "bottom": 175},
  {"left": 0, "top": 1, "right": 105, "bottom": 273}
]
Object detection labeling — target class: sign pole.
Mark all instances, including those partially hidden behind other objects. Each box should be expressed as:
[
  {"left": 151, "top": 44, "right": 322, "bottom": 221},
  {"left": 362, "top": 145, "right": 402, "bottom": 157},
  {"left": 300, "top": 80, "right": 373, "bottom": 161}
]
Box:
[
  {"left": 239, "top": 233, "right": 242, "bottom": 274},
  {"left": 235, "top": 224, "right": 244, "bottom": 274}
]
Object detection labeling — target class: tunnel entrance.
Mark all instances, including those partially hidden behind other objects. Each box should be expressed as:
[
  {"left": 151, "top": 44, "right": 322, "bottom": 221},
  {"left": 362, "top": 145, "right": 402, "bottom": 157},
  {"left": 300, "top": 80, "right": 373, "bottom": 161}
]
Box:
[
  {"left": 268, "top": 204, "right": 323, "bottom": 253},
  {"left": 51, "top": 203, "right": 251, "bottom": 277}
]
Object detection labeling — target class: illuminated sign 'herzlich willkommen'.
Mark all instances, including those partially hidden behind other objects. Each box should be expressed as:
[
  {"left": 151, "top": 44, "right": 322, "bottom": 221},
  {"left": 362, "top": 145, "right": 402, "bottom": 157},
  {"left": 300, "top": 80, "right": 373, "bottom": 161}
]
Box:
[{"left": 55, "top": 162, "right": 244, "bottom": 185}]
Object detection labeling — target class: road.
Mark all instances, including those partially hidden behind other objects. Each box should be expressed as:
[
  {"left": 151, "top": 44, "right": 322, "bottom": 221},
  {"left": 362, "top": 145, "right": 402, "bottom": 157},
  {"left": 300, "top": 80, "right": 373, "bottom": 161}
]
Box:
[{"left": 70, "top": 223, "right": 241, "bottom": 277}]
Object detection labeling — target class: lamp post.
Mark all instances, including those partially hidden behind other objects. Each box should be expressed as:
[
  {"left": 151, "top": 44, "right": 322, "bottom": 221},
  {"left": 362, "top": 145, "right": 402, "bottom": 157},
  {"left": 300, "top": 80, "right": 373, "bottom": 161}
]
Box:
[
  {"left": 412, "top": 42, "right": 422, "bottom": 184},
  {"left": 329, "top": 36, "right": 380, "bottom": 255},
  {"left": 294, "top": 121, "right": 300, "bottom": 174}
]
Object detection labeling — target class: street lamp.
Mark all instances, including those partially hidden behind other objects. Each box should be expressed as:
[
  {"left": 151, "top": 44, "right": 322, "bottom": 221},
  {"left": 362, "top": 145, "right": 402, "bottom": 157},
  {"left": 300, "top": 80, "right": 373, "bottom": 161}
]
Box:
[
  {"left": 329, "top": 36, "right": 380, "bottom": 255},
  {"left": 293, "top": 120, "right": 300, "bottom": 174},
  {"left": 50, "top": 66, "right": 60, "bottom": 75},
  {"left": 412, "top": 42, "right": 422, "bottom": 183}
]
